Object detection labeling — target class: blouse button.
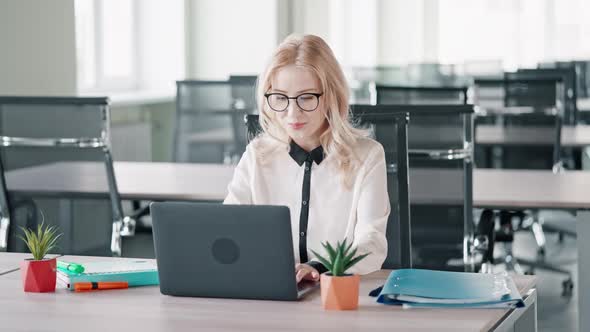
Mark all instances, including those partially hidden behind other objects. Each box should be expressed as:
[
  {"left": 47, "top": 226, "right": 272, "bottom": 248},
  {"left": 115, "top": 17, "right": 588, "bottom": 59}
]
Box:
[
  {"left": 305, "top": 166, "right": 310, "bottom": 171},
  {"left": 300, "top": 232, "right": 305, "bottom": 237},
  {"left": 302, "top": 201, "right": 307, "bottom": 205}
]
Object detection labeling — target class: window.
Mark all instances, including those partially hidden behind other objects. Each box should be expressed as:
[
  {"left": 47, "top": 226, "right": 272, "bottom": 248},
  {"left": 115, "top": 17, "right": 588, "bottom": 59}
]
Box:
[
  {"left": 437, "top": 0, "right": 590, "bottom": 71},
  {"left": 549, "top": 0, "right": 590, "bottom": 60},
  {"left": 75, "top": 0, "right": 138, "bottom": 92}
]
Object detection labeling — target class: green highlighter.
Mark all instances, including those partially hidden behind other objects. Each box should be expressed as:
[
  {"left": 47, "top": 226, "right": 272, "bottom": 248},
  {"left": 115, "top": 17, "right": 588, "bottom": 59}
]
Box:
[{"left": 57, "top": 260, "right": 85, "bottom": 274}]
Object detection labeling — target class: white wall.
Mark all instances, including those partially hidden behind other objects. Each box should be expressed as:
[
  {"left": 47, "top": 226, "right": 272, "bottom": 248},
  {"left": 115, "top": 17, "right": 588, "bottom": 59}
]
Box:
[
  {"left": 330, "top": 0, "right": 378, "bottom": 67},
  {"left": 188, "top": 0, "right": 279, "bottom": 79},
  {"left": 377, "top": 0, "right": 425, "bottom": 66},
  {"left": 292, "top": 0, "right": 331, "bottom": 42},
  {"left": 289, "top": 0, "right": 430, "bottom": 67},
  {"left": 0, "top": 0, "right": 77, "bottom": 95},
  {"left": 138, "top": 0, "right": 186, "bottom": 91}
]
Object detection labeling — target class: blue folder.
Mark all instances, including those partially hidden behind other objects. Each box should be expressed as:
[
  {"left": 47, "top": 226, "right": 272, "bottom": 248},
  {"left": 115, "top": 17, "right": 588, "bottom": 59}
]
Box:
[{"left": 370, "top": 269, "right": 525, "bottom": 308}]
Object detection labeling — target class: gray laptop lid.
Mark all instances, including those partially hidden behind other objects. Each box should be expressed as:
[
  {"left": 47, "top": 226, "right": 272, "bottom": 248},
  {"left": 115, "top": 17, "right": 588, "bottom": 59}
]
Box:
[{"left": 151, "top": 202, "right": 303, "bottom": 301}]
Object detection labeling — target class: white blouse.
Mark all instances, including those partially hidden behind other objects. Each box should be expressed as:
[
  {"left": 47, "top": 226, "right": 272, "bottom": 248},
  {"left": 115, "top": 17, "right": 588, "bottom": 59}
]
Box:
[{"left": 223, "top": 136, "right": 390, "bottom": 275}]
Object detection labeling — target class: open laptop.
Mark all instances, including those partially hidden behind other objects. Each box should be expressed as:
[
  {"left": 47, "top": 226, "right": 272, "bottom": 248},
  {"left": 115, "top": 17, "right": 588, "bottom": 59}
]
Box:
[{"left": 150, "top": 201, "right": 319, "bottom": 301}]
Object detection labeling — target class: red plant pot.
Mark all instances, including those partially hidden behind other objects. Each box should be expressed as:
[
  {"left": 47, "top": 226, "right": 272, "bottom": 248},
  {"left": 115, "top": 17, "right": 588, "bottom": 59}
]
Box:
[{"left": 21, "top": 257, "right": 57, "bottom": 293}]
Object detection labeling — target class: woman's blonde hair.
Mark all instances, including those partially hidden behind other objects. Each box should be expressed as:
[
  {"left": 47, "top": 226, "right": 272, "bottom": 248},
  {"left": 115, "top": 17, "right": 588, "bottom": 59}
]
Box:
[{"left": 254, "top": 34, "right": 367, "bottom": 188}]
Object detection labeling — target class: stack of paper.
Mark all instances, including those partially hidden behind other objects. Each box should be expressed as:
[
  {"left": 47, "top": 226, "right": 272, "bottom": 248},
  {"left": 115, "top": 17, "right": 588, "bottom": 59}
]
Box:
[
  {"left": 371, "top": 269, "right": 524, "bottom": 308},
  {"left": 57, "top": 260, "right": 159, "bottom": 290}
]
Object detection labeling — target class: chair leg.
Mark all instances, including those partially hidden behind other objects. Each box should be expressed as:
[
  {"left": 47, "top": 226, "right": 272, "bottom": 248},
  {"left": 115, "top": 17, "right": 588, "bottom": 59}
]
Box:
[
  {"left": 517, "top": 257, "right": 573, "bottom": 277},
  {"left": 103, "top": 150, "right": 135, "bottom": 239},
  {"left": 110, "top": 219, "right": 122, "bottom": 257},
  {"left": 132, "top": 200, "right": 141, "bottom": 211},
  {"left": 501, "top": 242, "right": 526, "bottom": 275},
  {"left": 0, "top": 216, "right": 9, "bottom": 252},
  {"left": 530, "top": 212, "right": 547, "bottom": 258},
  {"left": 558, "top": 232, "right": 565, "bottom": 244},
  {"left": 120, "top": 216, "right": 137, "bottom": 238},
  {"left": 475, "top": 209, "right": 495, "bottom": 273},
  {"left": 6, "top": 198, "right": 40, "bottom": 252}
]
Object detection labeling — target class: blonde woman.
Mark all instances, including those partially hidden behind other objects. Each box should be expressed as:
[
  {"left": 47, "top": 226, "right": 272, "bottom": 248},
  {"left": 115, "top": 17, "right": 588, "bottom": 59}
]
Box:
[{"left": 224, "top": 34, "right": 390, "bottom": 282}]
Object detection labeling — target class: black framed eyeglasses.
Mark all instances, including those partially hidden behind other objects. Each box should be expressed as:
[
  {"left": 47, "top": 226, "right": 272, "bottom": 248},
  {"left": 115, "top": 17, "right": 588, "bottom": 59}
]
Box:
[{"left": 264, "top": 92, "right": 323, "bottom": 112}]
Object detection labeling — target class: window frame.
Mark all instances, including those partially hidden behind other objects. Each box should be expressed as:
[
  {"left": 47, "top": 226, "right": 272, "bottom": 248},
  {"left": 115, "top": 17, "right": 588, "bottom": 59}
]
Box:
[{"left": 77, "top": 0, "right": 140, "bottom": 93}]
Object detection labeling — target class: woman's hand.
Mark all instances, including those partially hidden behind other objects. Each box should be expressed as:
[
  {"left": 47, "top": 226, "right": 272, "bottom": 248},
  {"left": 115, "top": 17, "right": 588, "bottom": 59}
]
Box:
[{"left": 295, "top": 263, "right": 320, "bottom": 283}]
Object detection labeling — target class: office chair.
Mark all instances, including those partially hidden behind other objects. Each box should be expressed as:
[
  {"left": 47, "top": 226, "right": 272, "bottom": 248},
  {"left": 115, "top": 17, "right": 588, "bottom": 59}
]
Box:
[
  {"left": 244, "top": 110, "right": 413, "bottom": 269},
  {"left": 345, "top": 66, "right": 410, "bottom": 104},
  {"left": 228, "top": 75, "right": 258, "bottom": 159},
  {"left": 374, "top": 85, "right": 469, "bottom": 106},
  {"left": 345, "top": 66, "right": 379, "bottom": 104},
  {"left": 0, "top": 158, "right": 38, "bottom": 254},
  {"left": 473, "top": 76, "right": 576, "bottom": 295},
  {"left": 356, "top": 104, "right": 478, "bottom": 272},
  {"left": 472, "top": 77, "right": 567, "bottom": 169},
  {"left": 511, "top": 68, "right": 578, "bottom": 125},
  {"left": 127, "top": 78, "right": 260, "bottom": 226},
  {"left": 0, "top": 96, "right": 135, "bottom": 256},
  {"left": 539, "top": 61, "right": 589, "bottom": 99},
  {"left": 508, "top": 69, "right": 580, "bottom": 169},
  {"left": 174, "top": 80, "right": 256, "bottom": 164}
]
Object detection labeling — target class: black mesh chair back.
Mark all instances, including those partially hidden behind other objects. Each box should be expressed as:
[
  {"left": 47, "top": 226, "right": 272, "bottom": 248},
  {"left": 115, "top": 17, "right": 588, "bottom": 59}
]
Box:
[
  {"left": 473, "top": 77, "right": 565, "bottom": 170},
  {"left": 0, "top": 96, "right": 132, "bottom": 256},
  {"left": 175, "top": 80, "right": 256, "bottom": 164},
  {"left": 511, "top": 68, "right": 576, "bottom": 124},
  {"left": 376, "top": 85, "right": 468, "bottom": 106},
  {"left": 355, "top": 104, "right": 475, "bottom": 271},
  {"left": 228, "top": 75, "right": 258, "bottom": 111},
  {"left": 245, "top": 110, "right": 412, "bottom": 269}
]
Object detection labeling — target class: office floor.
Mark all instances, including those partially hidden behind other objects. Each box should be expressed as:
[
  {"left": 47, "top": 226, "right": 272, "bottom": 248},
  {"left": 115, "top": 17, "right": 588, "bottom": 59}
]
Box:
[
  {"left": 121, "top": 222, "right": 579, "bottom": 332},
  {"left": 509, "top": 231, "right": 579, "bottom": 332}
]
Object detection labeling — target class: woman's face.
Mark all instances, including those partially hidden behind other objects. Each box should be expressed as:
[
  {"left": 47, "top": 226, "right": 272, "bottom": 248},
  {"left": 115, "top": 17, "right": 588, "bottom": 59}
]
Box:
[{"left": 268, "top": 65, "right": 327, "bottom": 150}]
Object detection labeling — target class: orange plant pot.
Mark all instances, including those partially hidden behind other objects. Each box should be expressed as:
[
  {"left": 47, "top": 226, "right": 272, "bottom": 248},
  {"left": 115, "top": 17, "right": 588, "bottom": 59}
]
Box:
[
  {"left": 320, "top": 273, "right": 360, "bottom": 310},
  {"left": 21, "top": 257, "right": 57, "bottom": 293}
]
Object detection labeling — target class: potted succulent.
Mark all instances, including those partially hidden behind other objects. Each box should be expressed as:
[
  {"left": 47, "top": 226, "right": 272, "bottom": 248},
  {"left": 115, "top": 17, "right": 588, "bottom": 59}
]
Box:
[
  {"left": 18, "top": 222, "right": 62, "bottom": 293},
  {"left": 311, "top": 238, "right": 370, "bottom": 310}
]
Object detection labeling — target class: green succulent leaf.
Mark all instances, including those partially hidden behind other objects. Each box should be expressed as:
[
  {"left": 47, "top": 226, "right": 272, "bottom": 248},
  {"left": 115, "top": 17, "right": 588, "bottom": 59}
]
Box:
[
  {"left": 313, "top": 237, "right": 371, "bottom": 276},
  {"left": 323, "top": 242, "right": 337, "bottom": 262},
  {"left": 333, "top": 247, "right": 344, "bottom": 276},
  {"left": 344, "top": 253, "right": 371, "bottom": 272},
  {"left": 310, "top": 249, "right": 333, "bottom": 271},
  {"left": 18, "top": 221, "right": 62, "bottom": 261},
  {"left": 342, "top": 238, "right": 353, "bottom": 255},
  {"left": 343, "top": 247, "right": 358, "bottom": 265}
]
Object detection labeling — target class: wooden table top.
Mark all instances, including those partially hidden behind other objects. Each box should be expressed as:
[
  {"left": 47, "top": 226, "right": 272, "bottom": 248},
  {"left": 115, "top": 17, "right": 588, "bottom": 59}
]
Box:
[
  {"left": 476, "top": 124, "right": 590, "bottom": 147},
  {"left": 6, "top": 162, "right": 590, "bottom": 210},
  {"left": 0, "top": 253, "right": 537, "bottom": 332}
]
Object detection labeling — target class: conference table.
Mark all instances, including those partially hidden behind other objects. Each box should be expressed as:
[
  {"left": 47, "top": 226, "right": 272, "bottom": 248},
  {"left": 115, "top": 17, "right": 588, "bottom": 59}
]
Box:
[
  {"left": 0, "top": 253, "right": 537, "bottom": 331},
  {"left": 180, "top": 123, "right": 590, "bottom": 151},
  {"left": 476, "top": 124, "right": 590, "bottom": 147},
  {"left": 4, "top": 161, "right": 590, "bottom": 331},
  {"left": 4, "top": 162, "right": 590, "bottom": 210}
]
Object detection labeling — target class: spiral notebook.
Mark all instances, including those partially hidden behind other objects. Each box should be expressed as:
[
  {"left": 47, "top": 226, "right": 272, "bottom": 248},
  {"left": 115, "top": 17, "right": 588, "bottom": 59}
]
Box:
[
  {"left": 369, "top": 269, "right": 525, "bottom": 309},
  {"left": 57, "top": 260, "right": 159, "bottom": 290}
]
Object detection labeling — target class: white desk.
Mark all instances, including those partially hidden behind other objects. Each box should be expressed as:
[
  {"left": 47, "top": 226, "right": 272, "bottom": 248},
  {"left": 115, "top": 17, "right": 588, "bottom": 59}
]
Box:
[
  {"left": 6, "top": 163, "right": 590, "bottom": 208},
  {"left": 0, "top": 252, "right": 28, "bottom": 275},
  {"left": 578, "top": 98, "right": 590, "bottom": 112},
  {"left": 0, "top": 253, "right": 61, "bottom": 276},
  {"left": 5, "top": 162, "right": 590, "bottom": 331},
  {"left": 5, "top": 162, "right": 235, "bottom": 201},
  {"left": 476, "top": 125, "right": 590, "bottom": 147},
  {"left": 0, "top": 253, "right": 537, "bottom": 332}
]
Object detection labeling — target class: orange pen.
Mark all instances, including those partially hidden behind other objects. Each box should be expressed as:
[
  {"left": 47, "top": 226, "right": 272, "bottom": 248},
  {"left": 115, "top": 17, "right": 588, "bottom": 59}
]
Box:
[{"left": 74, "top": 282, "right": 129, "bottom": 292}]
